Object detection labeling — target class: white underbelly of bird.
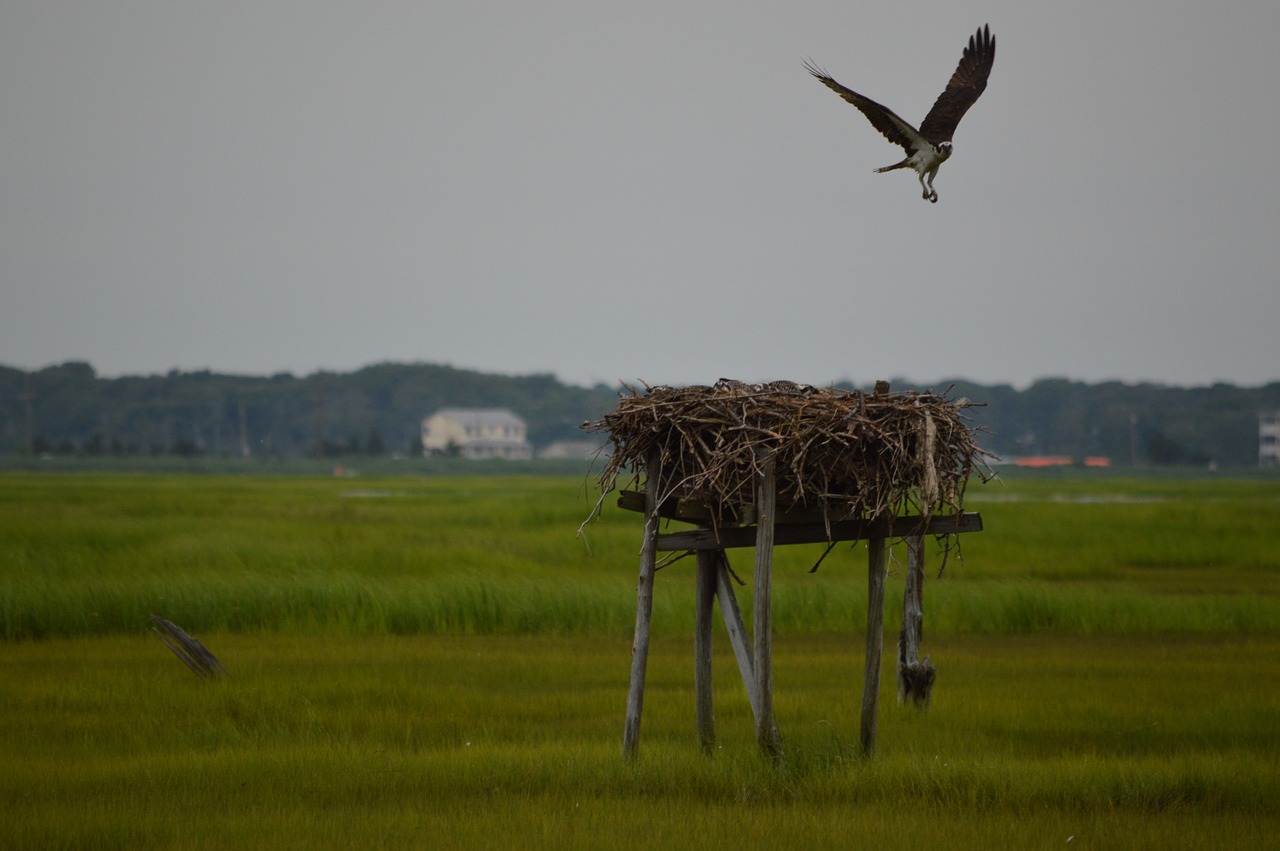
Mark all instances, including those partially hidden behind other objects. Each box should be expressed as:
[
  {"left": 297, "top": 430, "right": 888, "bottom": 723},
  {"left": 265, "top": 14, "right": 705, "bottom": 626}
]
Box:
[{"left": 875, "top": 142, "right": 953, "bottom": 203}]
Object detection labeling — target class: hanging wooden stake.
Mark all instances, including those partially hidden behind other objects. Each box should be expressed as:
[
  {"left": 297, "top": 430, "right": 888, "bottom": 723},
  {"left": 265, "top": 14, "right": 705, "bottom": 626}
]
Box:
[{"left": 898, "top": 535, "right": 936, "bottom": 706}]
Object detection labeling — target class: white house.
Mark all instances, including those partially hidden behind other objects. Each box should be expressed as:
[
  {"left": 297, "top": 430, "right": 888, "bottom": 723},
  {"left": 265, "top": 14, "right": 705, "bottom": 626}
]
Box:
[
  {"left": 1261, "top": 412, "right": 1280, "bottom": 468},
  {"left": 421, "top": 408, "right": 532, "bottom": 460}
]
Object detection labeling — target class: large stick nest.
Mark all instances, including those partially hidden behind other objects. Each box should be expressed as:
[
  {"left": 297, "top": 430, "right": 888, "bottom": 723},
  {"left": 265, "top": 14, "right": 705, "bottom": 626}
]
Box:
[{"left": 585, "top": 379, "right": 992, "bottom": 525}]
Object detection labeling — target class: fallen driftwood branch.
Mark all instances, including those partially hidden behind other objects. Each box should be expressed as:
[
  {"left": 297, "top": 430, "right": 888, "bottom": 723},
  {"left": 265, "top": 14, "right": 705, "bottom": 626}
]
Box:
[{"left": 150, "top": 613, "right": 227, "bottom": 678}]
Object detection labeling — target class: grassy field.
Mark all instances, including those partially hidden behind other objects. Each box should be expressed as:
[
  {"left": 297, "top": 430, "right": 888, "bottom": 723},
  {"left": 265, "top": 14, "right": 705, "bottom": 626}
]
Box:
[
  {"left": 2, "top": 471, "right": 1278, "bottom": 849},
  {"left": 3, "top": 472, "right": 1278, "bottom": 640}
]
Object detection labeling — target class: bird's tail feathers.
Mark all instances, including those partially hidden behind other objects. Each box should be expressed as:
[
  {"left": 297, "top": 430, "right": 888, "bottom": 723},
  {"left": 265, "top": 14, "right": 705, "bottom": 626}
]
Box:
[{"left": 874, "top": 159, "right": 911, "bottom": 173}]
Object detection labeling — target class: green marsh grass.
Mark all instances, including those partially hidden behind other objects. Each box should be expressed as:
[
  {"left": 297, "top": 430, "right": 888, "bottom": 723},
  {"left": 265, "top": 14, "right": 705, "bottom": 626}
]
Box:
[
  {"left": 2, "top": 472, "right": 1279, "bottom": 847},
  {"left": 2, "top": 634, "right": 1276, "bottom": 849},
  {"left": 2, "top": 473, "right": 1277, "bottom": 639}
]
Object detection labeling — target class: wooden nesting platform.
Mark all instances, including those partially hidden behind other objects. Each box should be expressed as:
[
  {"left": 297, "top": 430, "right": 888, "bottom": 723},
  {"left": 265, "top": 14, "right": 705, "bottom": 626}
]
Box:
[
  {"left": 585, "top": 379, "right": 991, "bottom": 762},
  {"left": 615, "top": 489, "right": 982, "bottom": 549}
]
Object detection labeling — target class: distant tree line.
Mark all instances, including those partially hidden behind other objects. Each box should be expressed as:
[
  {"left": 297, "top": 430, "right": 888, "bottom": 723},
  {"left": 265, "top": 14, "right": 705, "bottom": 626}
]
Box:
[
  {"left": 2, "top": 362, "right": 1278, "bottom": 467},
  {"left": 836, "top": 376, "right": 1280, "bottom": 468},
  {"left": 0, "top": 361, "right": 619, "bottom": 461}
]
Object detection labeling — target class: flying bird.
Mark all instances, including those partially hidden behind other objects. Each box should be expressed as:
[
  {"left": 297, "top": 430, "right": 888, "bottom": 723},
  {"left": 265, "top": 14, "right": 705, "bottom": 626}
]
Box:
[{"left": 804, "top": 24, "right": 995, "bottom": 203}]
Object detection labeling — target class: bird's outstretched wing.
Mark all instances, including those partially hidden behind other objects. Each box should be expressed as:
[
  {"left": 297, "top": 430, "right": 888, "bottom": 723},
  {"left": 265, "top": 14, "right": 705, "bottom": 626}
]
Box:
[
  {"left": 803, "top": 59, "right": 929, "bottom": 156},
  {"left": 917, "top": 24, "right": 995, "bottom": 144}
]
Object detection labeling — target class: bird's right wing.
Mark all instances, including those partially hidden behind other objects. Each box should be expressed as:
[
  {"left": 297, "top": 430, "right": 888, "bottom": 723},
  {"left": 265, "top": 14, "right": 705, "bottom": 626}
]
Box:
[
  {"left": 804, "top": 60, "right": 929, "bottom": 155},
  {"left": 917, "top": 24, "right": 995, "bottom": 144}
]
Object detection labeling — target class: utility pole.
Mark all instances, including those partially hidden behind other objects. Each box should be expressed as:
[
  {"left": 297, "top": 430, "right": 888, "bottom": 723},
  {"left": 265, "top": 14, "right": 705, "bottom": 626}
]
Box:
[
  {"left": 1129, "top": 411, "right": 1140, "bottom": 467},
  {"left": 20, "top": 371, "right": 35, "bottom": 455},
  {"left": 238, "top": 399, "right": 251, "bottom": 457},
  {"left": 313, "top": 374, "right": 326, "bottom": 457}
]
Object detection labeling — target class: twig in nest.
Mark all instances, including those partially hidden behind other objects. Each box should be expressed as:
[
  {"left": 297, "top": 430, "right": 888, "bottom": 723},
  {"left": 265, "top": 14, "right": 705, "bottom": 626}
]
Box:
[{"left": 584, "top": 379, "right": 993, "bottom": 535}]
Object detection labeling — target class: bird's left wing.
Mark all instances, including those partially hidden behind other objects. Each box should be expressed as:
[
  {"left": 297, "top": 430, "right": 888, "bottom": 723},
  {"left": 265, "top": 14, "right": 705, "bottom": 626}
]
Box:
[
  {"left": 804, "top": 60, "right": 929, "bottom": 155},
  {"left": 917, "top": 24, "right": 995, "bottom": 144}
]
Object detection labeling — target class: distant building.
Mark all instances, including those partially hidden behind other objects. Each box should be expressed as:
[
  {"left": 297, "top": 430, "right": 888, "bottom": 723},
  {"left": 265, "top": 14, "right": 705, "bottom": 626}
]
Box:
[
  {"left": 1013, "top": 455, "right": 1074, "bottom": 468},
  {"left": 538, "top": 439, "right": 602, "bottom": 460},
  {"left": 1261, "top": 412, "right": 1280, "bottom": 468},
  {"left": 1013, "top": 455, "right": 1111, "bottom": 468},
  {"left": 421, "top": 408, "right": 532, "bottom": 460}
]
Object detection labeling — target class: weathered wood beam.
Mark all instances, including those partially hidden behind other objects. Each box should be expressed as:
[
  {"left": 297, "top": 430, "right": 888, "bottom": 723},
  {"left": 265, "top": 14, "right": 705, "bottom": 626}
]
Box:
[
  {"left": 714, "top": 553, "right": 760, "bottom": 721},
  {"left": 694, "top": 547, "right": 717, "bottom": 753},
  {"left": 753, "top": 451, "right": 783, "bottom": 762},
  {"left": 653, "top": 512, "right": 982, "bottom": 551},
  {"left": 617, "top": 489, "right": 726, "bottom": 523},
  {"left": 623, "top": 449, "right": 661, "bottom": 759},
  {"left": 619, "top": 489, "right": 951, "bottom": 528},
  {"left": 860, "top": 537, "right": 888, "bottom": 756}
]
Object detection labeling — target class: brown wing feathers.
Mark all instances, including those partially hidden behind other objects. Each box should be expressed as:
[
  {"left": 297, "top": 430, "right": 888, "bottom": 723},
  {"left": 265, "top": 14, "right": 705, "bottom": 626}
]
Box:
[
  {"left": 917, "top": 24, "right": 995, "bottom": 144},
  {"left": 802, "top": 60, "right": 922, "bottom": 154},
  {"left": 806, "top": 24, "right": 994, "bottom": 149}
]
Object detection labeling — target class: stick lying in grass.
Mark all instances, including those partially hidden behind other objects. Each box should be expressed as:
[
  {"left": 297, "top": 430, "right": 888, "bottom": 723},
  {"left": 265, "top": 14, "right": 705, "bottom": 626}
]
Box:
[{"left": 150, "top": 613, "right": 227, "bottom": 678}]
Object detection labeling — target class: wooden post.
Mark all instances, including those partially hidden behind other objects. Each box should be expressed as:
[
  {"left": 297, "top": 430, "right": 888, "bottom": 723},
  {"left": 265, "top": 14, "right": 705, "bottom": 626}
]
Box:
[
  {"left": 860, "top": 537, "right": 888, "bottom": 756},
  {"left": 694, "top": 545, "right": 717, "bottom": 753},
  {"left": 623, "top": 449, "right": 661, "bottom": 759},
  {"left": 753, "top": 450, "right": 783, "bottom": 760},
  {"left": 898, "top": 535, "right": 936, "bottom": 706},
  {"left": 714, "top": 552, "right": 760, "bottom": 721}
]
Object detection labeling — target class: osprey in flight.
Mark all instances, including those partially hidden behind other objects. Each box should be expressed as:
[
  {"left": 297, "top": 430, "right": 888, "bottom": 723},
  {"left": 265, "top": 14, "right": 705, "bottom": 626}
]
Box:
[{"left": 805, "top": 24, "right": 995, "bottom": 203}]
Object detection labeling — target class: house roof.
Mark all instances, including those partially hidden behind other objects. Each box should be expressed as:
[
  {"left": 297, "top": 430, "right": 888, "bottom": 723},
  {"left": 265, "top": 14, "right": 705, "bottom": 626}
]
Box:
[{"left": 428, "top": 407, "right": 526, "bottom": 427}]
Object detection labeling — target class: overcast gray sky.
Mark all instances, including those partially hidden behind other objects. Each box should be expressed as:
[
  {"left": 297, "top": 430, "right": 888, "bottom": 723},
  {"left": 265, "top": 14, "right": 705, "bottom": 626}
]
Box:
[{"left": 3, "top": 2, "right": 1278, "bottom": 389}]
